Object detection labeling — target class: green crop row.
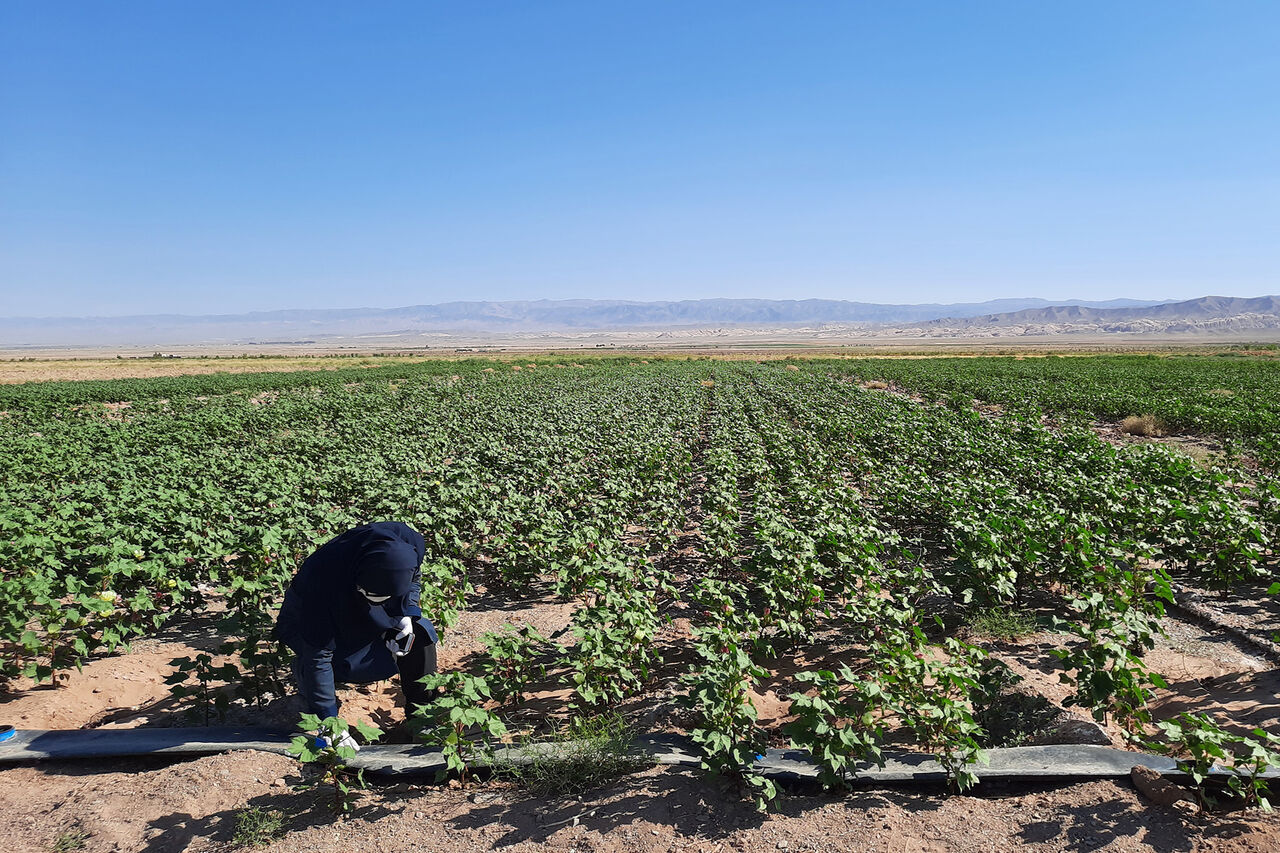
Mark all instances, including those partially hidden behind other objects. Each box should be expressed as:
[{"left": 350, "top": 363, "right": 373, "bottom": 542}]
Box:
[
  {"left": 830, "top": 354, "right": 1280, "bottom": 466},
  {"left": 2, "top": 358, "right": 1276, "bottom": 804}
]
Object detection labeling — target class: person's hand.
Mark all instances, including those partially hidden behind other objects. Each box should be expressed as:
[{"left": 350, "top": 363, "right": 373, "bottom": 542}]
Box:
[
  {"left": 312, "top": 730, "right": 361, "bottom": 753},
  {"left": 385, "top": 616, "right": 414, "bottom": 658}
]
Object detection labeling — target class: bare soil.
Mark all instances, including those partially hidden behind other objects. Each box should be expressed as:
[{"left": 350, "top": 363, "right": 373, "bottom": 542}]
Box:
[
  {"left": 1089, "top": 418, "right": 1237, "bottom": 467},
  {"left": 6, "top": 343, "right": 1277, "bottom": 386},
  {"left": 1175, "top": 580, "right": 1280, "bottom": 655},
  {"left": 5, "top": 350, "right": 1278, "bottom": 850},
  {"left": 0, "top": 356, "right": 420, "bottom": 385},
  {"left": 4, "top": 751, "right": 1280, "bottom": 853},
  {"left": 4, "top": 586, "right": 1279, "bottom": 851}
]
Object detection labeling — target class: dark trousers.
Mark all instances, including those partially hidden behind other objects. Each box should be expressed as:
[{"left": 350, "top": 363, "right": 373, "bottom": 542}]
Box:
[{"left": 289, "top": 621, "right": 437, "bottom": 719}]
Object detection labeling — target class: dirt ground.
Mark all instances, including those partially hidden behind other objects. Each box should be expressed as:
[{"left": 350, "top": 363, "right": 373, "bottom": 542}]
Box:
[
  {"left": 5, "top": 349, "right": 1278, "bottom": 851},
  {"left": 0, "top": 353, "right": 1012, "bottom": 385},
  {"left": 986, "top": 617, "right": 1280, "bottom": 745},
  {"left": 0, "top": 356, "right": 424, "bottom": 385},
  {"left": 5, "top": 343, "right": 1274, "bottom": 385},
  {"left": 3, "top": 582, "right": 1279, "bottom": 852},
  {"left": 4, "top": 750, "right": 1280, "bottom": 853}
]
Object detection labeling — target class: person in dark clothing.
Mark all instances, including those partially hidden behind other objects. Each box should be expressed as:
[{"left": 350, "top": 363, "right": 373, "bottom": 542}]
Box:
[{"left": 275, "top": 522, "right": 438, "bottom": 738}]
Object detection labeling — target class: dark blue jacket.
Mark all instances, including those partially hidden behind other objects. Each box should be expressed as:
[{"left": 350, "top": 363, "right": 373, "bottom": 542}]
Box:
[{"left": 275, "top": 522, "right": 438, "bottom": 712}]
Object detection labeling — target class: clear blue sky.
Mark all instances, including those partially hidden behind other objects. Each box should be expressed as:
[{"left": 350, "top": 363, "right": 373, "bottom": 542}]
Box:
[{"left": 2, "top": 2, "right": 1278, "bottom": 317}]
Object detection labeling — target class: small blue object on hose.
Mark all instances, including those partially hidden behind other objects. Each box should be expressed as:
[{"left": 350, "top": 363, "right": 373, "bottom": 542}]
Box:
[{"left": 0, "top": 725, "right": 15, "bottom": 744}]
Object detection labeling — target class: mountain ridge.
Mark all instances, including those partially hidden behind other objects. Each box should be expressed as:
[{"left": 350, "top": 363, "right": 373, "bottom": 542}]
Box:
[
  {"left": 3, "top": 295, "right": 1278, "bottom": 347},
  {"left": 922, "top": 295, "right": 1280, "bottom": 327},
  {"left": 5, "top": 297, "right": 1163, "bottom": 325},
  {"left": 1, "top": 297, "right": 1166, "bottom": 346}
]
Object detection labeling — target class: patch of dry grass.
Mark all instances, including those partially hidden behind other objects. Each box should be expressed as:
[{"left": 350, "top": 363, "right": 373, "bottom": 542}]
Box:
[
  {"left": 1120, "top": 414, "right": 1169, "bottom": 437},
  {"left": 862, "top": 379, "right": 889, "bottom": 390},
  {"left": 1174, "top": 443, "right": 1220, "bottom": 466}
]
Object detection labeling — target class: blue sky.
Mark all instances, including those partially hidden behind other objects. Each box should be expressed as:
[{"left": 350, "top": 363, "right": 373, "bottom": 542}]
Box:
[{"left": 2, "top": 2, "right": 1278, "bottom": 317}]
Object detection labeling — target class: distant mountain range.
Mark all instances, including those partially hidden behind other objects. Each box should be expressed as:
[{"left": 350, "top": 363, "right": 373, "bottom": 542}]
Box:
[
  {"left": 925, "top": 294, "right": 1280, "bottom": 327},
  {"left": 0, "top": 297, "right": 1170, "bottom": 347},
  {"left": 3, "top": 295, "right": 1279, "bottom": 347}
]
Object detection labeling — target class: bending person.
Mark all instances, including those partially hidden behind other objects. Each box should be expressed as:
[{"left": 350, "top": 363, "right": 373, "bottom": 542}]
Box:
[{"left": 275, "top": 521, "right": 438, "bottom": 745}]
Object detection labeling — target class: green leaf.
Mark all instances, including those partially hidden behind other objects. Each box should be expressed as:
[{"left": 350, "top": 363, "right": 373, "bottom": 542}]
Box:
[{"left": 353, "top": 720, "right": 383, "bottom": 743}]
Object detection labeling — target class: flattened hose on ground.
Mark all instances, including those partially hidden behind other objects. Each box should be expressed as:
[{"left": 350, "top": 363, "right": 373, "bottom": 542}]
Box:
[{"left": 4, "top": 727, "right": 1270, "bottom": 782}]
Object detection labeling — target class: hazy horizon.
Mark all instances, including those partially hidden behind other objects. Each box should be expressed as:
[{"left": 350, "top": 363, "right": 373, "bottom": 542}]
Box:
[{"left": 1, "top": 294, "right": 1177, "bottom": 323}]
